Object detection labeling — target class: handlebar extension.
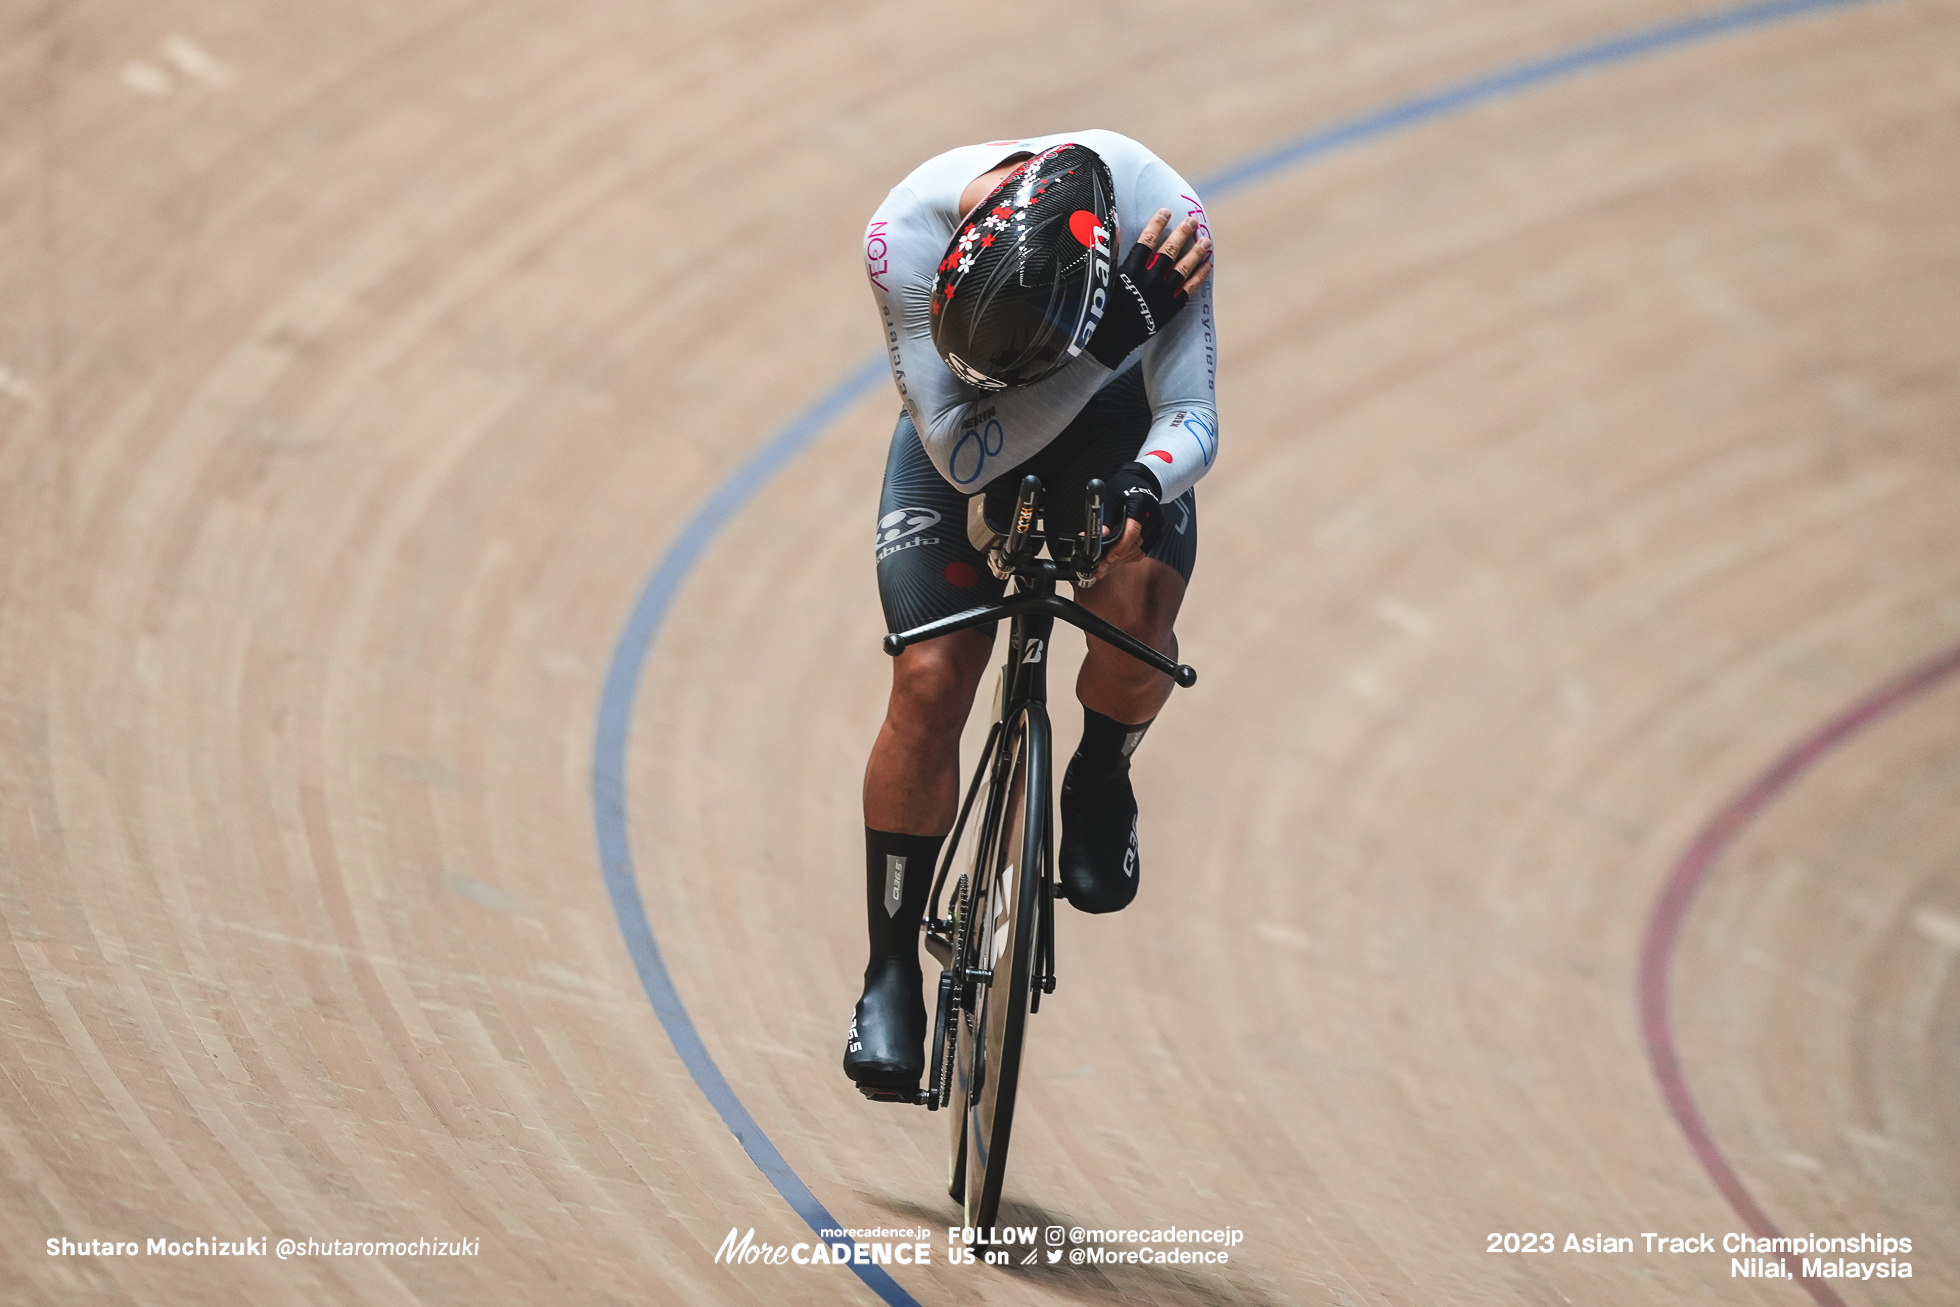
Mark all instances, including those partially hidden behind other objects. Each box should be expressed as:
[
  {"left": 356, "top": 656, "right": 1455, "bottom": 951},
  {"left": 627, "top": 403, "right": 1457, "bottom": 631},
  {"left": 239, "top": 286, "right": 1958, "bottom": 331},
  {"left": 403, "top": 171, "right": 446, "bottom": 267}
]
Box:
[
  {"left": 1075, "top": 477, "right": 1105, "bottom": 579},
  {"left": 1003, "top": 475, "right": 1040, "bottom": 566}
]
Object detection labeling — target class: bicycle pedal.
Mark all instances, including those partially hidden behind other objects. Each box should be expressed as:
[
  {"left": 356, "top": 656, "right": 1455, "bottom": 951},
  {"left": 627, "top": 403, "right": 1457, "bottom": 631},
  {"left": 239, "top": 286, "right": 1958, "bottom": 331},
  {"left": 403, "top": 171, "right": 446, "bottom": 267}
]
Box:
[{"left": 857, "top": 1085, "right": 921, "bottom": 1104}]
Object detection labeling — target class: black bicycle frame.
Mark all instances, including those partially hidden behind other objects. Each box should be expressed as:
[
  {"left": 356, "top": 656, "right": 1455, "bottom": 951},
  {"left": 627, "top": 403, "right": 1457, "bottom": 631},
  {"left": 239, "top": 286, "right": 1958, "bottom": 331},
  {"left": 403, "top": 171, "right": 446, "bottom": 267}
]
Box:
[{"left": 903, "top": 476, "right": 1198, "bottom": 997}]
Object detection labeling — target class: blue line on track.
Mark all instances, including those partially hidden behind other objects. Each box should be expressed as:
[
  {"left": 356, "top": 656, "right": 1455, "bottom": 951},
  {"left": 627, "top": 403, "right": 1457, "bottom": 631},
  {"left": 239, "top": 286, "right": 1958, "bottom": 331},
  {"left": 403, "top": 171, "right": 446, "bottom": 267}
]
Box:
[
  {"left": 589, "top": 3, "right": 1886, "bottom": 1302},
  {"left": 1199, "top": 0, "right": 1881, "bottom": 194}
]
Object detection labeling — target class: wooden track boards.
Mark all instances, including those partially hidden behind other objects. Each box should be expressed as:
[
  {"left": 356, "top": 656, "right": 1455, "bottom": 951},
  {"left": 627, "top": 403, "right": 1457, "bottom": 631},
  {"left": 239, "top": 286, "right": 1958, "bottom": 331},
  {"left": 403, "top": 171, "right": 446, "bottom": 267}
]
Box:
[{"left": 2, "top": 1, "right": 1956, "bottom": 1303}]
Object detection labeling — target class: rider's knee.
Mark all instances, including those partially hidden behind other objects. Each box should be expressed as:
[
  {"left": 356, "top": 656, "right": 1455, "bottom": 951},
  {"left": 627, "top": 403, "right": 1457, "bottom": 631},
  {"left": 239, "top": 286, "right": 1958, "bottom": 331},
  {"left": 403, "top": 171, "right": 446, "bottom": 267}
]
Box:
[
  {"left": 1083, "top": 574, "right": 1180, "bottom": 656},
  {"left": 1086, "top": 638, "right": 1174, "bottom": 700},
  {"left": 888, "top": 634, "right": 988, "bottom": 735}
]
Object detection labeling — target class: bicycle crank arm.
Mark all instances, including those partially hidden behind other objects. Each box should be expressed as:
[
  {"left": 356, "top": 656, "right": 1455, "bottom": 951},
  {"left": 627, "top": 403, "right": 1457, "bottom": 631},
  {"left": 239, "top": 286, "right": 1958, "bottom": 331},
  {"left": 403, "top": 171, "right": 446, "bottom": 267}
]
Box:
[{"left": 922, "top": 928, "right": 953, "bottom": 970}]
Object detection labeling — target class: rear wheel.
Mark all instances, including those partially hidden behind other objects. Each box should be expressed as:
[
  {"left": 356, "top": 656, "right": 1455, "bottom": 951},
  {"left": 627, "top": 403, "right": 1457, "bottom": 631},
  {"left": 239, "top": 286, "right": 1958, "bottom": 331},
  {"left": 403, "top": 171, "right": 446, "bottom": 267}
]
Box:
[{"left": 952, "top": 703, "right": 1049, "bottom": 1237}]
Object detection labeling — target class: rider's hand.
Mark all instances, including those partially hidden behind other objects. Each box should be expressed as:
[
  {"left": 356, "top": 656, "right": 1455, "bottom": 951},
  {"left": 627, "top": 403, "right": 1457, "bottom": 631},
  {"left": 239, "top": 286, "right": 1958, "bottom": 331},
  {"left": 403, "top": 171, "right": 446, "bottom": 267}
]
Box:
[
  {"left": 1093, "top": 461, "right": 1164, "bottom": 579},
  {"left": 1094, "top": 518, "right": 1146, "bottom": 580},
  {"left": 1111, "top": 460, "right": 1164, "bottom": 549},
  {"left": 1085, "top": 209, "right": 1213, "bottom": 369}
]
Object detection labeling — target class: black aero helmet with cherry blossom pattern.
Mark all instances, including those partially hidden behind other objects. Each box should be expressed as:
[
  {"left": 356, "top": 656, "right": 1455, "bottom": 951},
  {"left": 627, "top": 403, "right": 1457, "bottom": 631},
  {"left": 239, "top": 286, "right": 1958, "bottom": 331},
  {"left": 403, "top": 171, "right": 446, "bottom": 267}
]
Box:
[{"left": 928, "top": 143, "right": 1116, "bottom": 391}]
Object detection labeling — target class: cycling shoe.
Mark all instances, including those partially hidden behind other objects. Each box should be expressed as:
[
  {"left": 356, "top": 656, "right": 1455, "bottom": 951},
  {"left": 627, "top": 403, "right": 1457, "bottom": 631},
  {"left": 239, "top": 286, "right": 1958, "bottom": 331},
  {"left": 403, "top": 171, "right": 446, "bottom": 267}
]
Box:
[
  {"left": 1058, "top": 757, "right": 1141, "bottom": 914},
  {"left": 843, "top": 957, "right": 926, "bottom": 1095}
]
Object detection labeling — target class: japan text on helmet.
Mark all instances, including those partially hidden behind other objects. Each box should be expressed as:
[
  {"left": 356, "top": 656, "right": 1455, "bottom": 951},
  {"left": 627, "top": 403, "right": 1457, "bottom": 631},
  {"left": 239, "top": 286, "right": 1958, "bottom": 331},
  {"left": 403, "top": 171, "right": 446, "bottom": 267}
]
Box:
[{"left": 929, "top": 143, "right": 1115, "bottom": 390}]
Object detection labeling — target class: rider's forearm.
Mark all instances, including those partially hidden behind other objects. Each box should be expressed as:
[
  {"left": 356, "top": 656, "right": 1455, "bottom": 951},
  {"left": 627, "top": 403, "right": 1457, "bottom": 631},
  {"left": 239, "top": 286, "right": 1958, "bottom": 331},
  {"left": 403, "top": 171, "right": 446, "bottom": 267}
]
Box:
[
  {"left": 1129, "top": 172, "right": 1216, "bottom": 503},
  {"left": 1132, "top": 401, "right": 1217, "bottom": 503},
  {"left": 1134, "top": 295, "right": 1218, "bottom": 502}
]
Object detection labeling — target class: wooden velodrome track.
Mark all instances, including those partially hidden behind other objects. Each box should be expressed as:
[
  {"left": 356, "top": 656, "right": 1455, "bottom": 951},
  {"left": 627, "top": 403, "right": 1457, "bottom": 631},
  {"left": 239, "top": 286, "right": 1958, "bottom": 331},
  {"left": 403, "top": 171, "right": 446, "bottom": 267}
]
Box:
[{"left": 2, "top": 0, "right": 1956, "bottom": 1302}]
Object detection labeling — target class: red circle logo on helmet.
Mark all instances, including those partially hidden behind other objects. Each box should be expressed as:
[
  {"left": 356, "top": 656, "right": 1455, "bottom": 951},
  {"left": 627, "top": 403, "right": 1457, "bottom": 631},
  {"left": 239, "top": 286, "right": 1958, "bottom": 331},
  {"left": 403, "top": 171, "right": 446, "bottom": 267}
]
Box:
[{"left": 1068, "top": 210, "right": 1105, "bottom": 248}]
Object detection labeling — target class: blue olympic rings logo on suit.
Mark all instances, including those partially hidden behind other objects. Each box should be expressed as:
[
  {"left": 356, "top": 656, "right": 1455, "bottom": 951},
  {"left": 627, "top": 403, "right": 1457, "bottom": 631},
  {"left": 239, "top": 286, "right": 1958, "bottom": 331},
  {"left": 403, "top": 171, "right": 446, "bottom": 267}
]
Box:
[{"left": 949, "top": 418, "right": 1006, "bottom": 485}]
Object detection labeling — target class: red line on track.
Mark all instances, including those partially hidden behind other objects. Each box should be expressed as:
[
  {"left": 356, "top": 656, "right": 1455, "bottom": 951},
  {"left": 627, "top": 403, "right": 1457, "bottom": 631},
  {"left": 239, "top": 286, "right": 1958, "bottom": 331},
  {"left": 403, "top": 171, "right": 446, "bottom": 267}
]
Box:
[{"left": 1639, "top": 639, "right": 1960, "bottom": 1306}]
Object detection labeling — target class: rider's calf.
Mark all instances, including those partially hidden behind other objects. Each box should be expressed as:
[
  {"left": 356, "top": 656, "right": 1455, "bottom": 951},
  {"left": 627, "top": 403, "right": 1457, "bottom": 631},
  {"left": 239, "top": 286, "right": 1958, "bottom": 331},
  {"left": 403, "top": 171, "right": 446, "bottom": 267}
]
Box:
[{"left": 1076, "top": 558, "right": 1184, "bottom": 723}]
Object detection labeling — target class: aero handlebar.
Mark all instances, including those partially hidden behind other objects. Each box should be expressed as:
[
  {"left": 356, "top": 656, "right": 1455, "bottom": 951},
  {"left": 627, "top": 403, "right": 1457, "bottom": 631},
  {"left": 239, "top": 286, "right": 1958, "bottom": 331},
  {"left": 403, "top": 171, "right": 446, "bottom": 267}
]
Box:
[{"left": 881, "top": 475, "right": 1198, "bottom": 690}]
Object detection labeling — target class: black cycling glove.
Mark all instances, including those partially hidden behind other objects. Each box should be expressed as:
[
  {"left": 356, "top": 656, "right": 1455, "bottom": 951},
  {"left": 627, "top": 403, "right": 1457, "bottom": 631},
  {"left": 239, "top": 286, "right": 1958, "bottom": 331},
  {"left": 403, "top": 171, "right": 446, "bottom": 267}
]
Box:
[
  {"left": 1086, "top": 240, "right": 1192, "bottom": 369},
  {"left": 1108, "top": 461, "right": 1165, "bottom": 552}
]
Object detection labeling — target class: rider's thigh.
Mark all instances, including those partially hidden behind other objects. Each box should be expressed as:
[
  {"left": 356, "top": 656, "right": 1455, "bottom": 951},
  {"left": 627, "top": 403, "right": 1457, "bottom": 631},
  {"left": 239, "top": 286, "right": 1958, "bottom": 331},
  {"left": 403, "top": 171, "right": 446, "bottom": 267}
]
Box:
[
  {"left": 888, "top": 628, "right": 995, "bottom": 734},
  {"left": 876, "top": 411, "right": 1007, "bottom": 633},
  {"left": 1074, "top": 557, "right": 1186, "bottom": 653}
]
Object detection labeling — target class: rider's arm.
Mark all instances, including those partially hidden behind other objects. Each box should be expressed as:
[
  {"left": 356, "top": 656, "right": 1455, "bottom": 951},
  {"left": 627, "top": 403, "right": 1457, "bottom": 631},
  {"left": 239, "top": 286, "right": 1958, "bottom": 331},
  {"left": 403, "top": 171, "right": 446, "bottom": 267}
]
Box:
[
  {"left": 1128, "top": 165, "right": 1218, "bottom": 503},
  {"left": 865, "top": 186, "right": 1115, "bottom": 490}
]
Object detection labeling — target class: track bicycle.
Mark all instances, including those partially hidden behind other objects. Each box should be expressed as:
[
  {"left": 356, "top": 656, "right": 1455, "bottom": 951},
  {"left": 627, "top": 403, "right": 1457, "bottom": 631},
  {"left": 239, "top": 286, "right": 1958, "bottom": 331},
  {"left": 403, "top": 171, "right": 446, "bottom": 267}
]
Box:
[{"left": 868, "top": 474, "right": 1197, "bottom": 1238}]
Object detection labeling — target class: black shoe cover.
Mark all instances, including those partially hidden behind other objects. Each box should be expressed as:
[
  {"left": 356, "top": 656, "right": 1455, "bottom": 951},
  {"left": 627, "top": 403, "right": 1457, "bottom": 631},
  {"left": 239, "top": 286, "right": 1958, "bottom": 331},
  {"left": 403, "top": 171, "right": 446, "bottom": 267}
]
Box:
[
  {"left": 1058, "top": 758, "right": 1141, "bottom": 914},
  {"left": 842, "top": 958, "right": 926, "bottom": 1093}
]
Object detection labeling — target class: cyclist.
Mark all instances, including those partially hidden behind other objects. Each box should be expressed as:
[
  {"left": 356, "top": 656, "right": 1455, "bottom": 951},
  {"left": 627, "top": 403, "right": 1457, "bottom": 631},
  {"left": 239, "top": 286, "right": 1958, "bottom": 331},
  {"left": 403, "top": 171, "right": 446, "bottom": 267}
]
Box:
[{"left": 846, "top": 133, "right": 1217, "bottom": 1096}]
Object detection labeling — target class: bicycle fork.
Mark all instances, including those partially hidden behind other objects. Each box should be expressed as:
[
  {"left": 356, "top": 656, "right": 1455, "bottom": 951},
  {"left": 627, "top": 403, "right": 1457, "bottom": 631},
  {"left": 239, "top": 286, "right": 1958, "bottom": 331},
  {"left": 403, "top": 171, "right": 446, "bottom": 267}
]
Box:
[{"left": 1004, "top": 588, "right": 1061, "bottom": 1013}]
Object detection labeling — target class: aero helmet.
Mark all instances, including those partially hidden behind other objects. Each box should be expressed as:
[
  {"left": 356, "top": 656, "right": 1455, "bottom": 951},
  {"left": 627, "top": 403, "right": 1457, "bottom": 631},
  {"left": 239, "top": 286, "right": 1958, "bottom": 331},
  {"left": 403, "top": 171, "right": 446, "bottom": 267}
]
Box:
[{"left": 929, "top": 143, "right": 1115, "bottom": 390}]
